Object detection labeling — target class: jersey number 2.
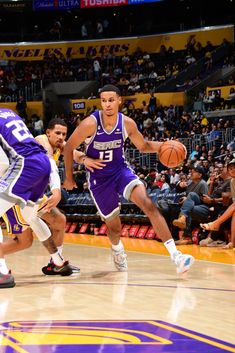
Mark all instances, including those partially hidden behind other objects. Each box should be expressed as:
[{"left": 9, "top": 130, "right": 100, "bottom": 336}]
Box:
[{"left": 6, "top": 120, "right": 32, "bottom": 142}]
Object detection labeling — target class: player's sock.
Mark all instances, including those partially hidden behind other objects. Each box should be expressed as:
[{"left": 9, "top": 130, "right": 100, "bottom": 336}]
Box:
[
  {"left": 50, "top": 252, "right": 64, "bottom": 266},
  {"left": 112, "top": 240, "right": 124, "bottom": 252},
  {"left": 0, "top": 259, "right": 9, "bottom": 275},
  {"left": 50, "top": 245, "right": 63, "bottom": 263},
  {"left": 57, "top": 245, "right": 63, "bottom": 256},
  {"left": 164, "top": 238, "right": 179, "bottom": 259}
]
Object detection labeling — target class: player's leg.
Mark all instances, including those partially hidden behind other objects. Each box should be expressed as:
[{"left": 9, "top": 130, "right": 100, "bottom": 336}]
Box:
[
  {"left": 1, "top": 206, "right": 34, "bottom": 255},
  {"left": 105, "top": 216, "right": 127, "bottom": 271},
  {"left": 130, "top": 183, "right": 174, "bottom": 240},
  {"left": 88, "top": 175, "right": 127, "bottom": 271},
  {"left": 130, "top": 183, "right": 194, "bottom": 274},
  {"left": 20, "top": 204, "right": 72, "bottom": 276},
  {"left": 2, "top": 229, "right": 33, "bottom": 255},
  {"left": 41, "top": 208, "right": 80, "bottom": 274},
  {"left": 0, "top": 198, "right": 17, "bottom": 288},
  {"left": 41, "top": 208, "right": 65, "bottom": 250}
]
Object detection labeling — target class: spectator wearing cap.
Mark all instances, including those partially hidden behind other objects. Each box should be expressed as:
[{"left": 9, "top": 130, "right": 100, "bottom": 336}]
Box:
[{"left": 172, "top": 165, "right": 208, "bottom": 231}]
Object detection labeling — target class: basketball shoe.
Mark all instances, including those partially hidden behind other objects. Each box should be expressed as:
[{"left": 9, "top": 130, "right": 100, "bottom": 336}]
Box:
[
  {"left": 173, "top": 252, "right": 195, "bottom": 274},
  {"left": 68, "top": 263, "right": 81, "bottom": 273},
  {"left": 0, "top": 271, "right": 15, "bottom": 288},
  {"left": 112, "top": 249, "right": 128, "bottom": 271},
  {"left": 42, "top": 261, "right": 73, "bottom": 276}
]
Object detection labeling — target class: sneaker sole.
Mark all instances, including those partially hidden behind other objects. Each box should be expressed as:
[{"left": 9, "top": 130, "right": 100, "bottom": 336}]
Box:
[
  {"left": 177, "top": 257, "right": 195, "bottom": 274},
  {"left": 42, "top": 269, "right": 72, "bottom": 276},
  {"left": 116, "top": 267, "right": 128, "bottom": 272},
  {"left": 0, "top": 282, "right": 16, "bottom": 288}
]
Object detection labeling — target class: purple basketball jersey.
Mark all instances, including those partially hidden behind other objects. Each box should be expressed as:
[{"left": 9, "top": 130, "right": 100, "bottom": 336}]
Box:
[
  {"left": 86, "top": 110, "right": 127, "bottom": 177},
  {"left": 0, "top": 109, "right": 45, "bottom": 160},
  {"left": 85, "top": 110, "right": 142, "bottom": 220},
  {"left": 0, "top": 109, "right": 51, "bottom": 206}
]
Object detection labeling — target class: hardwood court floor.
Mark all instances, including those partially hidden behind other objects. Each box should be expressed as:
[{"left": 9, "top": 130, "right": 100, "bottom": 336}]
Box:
[{"left": 0, "top": 233, "right": 234, "bottom": 353}]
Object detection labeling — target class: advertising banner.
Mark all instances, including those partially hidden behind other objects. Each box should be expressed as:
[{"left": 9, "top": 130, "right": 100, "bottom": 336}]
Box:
[
  {"left": 128, "top": 0, "right": 162, "bottom": 3},
  {"left": 81, "top": 0, "right": 127, "bottom": 7},
  {"left": 0, "top": 25, "right": 233, "bottom": 61},
  {"left": 33, "top": 0, "right": 80, "bottom": 11}
]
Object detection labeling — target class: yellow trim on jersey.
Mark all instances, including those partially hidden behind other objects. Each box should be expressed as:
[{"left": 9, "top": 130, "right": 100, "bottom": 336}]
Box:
[
  {"left": 2, "top": 194, "right": 48, "bottom": 234},
  {"left": 13, "top": 205, "right": 28, "bottom": 226},
  {"left": 2, "top": 213, "right": 12, "bottom": 234},
  {"left": 2, "top": 205, "right": 29, "bottom": 234}
]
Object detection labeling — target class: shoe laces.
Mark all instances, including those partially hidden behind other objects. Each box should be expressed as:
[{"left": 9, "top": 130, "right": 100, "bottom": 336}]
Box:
[
  {"left": 113, "top": 249, "right": 127, "bottom": 264},
  {"left": 172, "top": 250, "right": 182, "bottom": 262}
]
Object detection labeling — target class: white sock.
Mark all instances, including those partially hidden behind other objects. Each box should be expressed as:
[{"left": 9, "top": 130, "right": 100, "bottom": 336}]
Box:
[
  {"left": 164, "top": 239, "right": 180, "bottom": 260},
  {"left": 57, "top": 245, "right": 63, "bottom": 256},
  {"left": 0, "top": 258, "right": 9, "bottom": 275},
  {"left": 112, "top": 240, "right": 124, "bottom": 252},
  {"left": 0, "top": 227, "right": 3, "bottom": 243},
  {"left": 50, "top": 252, "right": 64, "bottom": 266},
  {"left": 50, "top": 246, "right": 63, "bottom": 263}
]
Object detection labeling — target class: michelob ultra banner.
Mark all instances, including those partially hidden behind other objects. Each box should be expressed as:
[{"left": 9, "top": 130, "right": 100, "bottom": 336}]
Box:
[
  {"left": 0, "top": 25, "right": 233, "bottom": 61},
  {"left": 33, "top": 0, "right": 80, "bottom": 10}
]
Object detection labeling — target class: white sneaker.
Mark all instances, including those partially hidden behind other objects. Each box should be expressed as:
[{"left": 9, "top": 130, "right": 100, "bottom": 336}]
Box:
[
  {"left": 112, "top": 249, "right": 128, "bottom": 272},
  {"left": 173, "top": 252, "right": 195, "bottom": 274}
]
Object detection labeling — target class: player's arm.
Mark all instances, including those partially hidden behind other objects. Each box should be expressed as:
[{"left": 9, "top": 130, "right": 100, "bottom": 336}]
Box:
[
  {"left": 124, "top": 116, "right": 163, "bottom": 153},
  {"left": 63, "top": 117, "right": 96, "bottom": 189},
  {"left": 35, "top": 135, "right": 54, "bottom": 157},
  {"left": 60, "top": 137, "right": 105, "bottom": 173},
  {"left": 39, "top": 158, "right": 61, "bottom": 213},
  {"left": 73, "top": 150, "right": 106, "bottom": 173}
]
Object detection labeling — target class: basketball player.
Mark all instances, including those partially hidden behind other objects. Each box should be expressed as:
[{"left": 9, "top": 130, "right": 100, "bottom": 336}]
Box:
[
  {"left": 63, "top": 84, "right": 195, "bottom": 274},
  {"left": 1, "top": 118, "right": 80, "bottom": 275},
  {"left": 0, "top": 109, "right": 72, "bottom": 288}
]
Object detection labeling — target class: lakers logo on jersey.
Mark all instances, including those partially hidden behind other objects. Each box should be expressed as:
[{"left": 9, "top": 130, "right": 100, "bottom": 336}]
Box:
[{"left": 13, "top": 224, "right": 20, "bottom": 232}]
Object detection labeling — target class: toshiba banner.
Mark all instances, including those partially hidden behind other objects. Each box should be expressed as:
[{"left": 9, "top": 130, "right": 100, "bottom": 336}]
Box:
[{"left": 80, "top": 0, "right": 128, "bottom": 7}]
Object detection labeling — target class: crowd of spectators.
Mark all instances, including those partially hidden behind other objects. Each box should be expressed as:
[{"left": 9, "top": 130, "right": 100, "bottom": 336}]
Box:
[{"left": 2, "top": 37, "right": 233, "bottom": 103}]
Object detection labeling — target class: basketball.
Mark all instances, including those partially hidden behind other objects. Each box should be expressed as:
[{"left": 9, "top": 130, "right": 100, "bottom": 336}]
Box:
[{"left": 158, "top": 140, "right": 187, "bottom": 168}]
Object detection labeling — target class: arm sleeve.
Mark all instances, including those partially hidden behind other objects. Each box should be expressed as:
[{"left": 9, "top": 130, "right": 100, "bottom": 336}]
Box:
[{"left": 49, "top": 158, "right": 61, "bottom": 191}]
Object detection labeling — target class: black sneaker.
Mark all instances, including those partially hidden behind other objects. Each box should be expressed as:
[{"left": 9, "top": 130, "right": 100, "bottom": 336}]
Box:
[
  {"left": 0, "top": 271, "right": 15, "bottom": 288},
  {"left": 68, "top": 264, "right": 80, "bottom": 274},
  {"left": 42, "top": 261, "right": 72, "bottom": 276}
]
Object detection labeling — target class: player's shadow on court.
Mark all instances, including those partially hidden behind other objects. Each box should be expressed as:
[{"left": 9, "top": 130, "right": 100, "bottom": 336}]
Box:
[{"left": 91, "top": 271, "right": 119, "bottom": 278}]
